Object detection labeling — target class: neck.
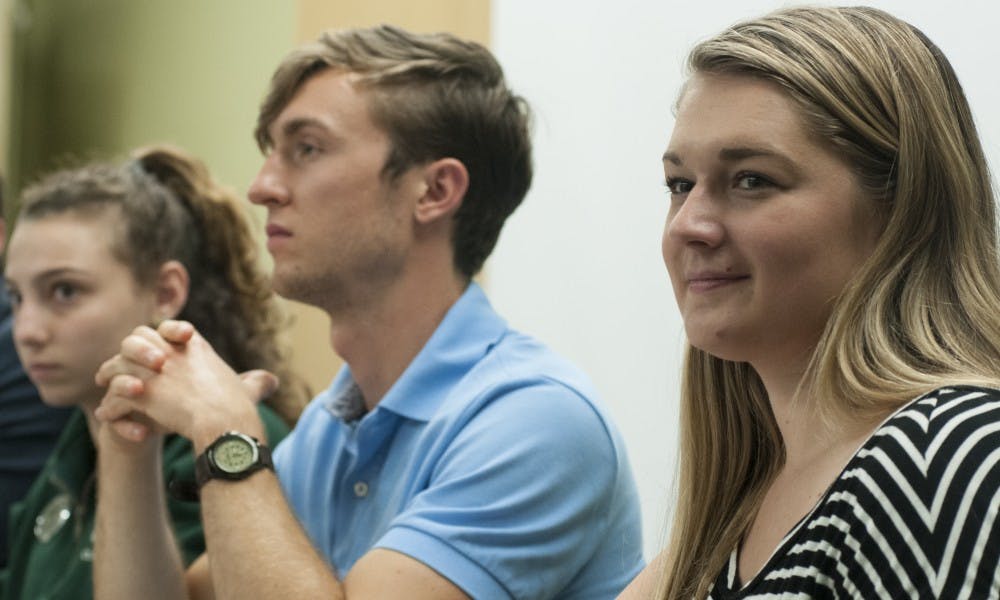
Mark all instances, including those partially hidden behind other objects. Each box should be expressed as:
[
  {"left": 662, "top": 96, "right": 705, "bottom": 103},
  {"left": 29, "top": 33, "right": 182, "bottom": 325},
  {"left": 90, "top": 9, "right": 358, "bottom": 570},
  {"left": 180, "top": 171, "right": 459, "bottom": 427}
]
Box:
[
  {"left": 751, "top": 350, "right": 837, "bottom": 467},
  {"left": 80, "top": 399, "right": 102, "bottom": 442},
  {"left": 326, "top": 263, "right": 467, "bottom": 410},
  {"left": 753, "top": 357, "right": 877, "bottom": 469}
]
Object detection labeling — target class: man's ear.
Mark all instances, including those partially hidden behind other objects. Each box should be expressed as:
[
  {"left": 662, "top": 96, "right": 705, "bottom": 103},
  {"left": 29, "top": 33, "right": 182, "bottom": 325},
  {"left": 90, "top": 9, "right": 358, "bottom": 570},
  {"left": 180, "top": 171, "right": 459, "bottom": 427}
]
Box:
[
  {"left": 154, "top": 260, "right": 190, "bottom": 321},
  {"left": 415, "top": 158, "right": 469, "bottom": 225}
]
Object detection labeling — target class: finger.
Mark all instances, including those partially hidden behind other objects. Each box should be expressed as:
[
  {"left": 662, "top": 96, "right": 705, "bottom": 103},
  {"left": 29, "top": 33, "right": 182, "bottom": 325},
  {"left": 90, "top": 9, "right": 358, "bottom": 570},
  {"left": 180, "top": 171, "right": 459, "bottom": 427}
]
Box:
[
  {"left": 120, "top": 335, "right": 169, "bottom": 371},
  {"left": 239, "top": 369, "right": 279, "bottom": 404},
  {"left": 94, "top": 376, "right": 146, "bottom": 422},
  {"left": 157, "top": 319, "right": 195, "bottom": 345},
  {"left": 95, "top": 355, "right": 125, "bottom": 387},
  {"left": 128, "top": 325, "right": 176, "bottom": 349},
  {"left": 95, "top": 354, "right": 160, "bottom": 387},
  {"left": 110, "top": 417, "right": 152, "bottom": 442}
]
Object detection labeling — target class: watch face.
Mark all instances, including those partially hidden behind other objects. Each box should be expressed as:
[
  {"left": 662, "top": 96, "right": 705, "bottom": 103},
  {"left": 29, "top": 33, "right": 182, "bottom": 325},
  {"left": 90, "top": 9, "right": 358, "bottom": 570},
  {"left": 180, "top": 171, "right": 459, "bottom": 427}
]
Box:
[{"left": 212, "top": 436, "right": 257, "bottom": 474}]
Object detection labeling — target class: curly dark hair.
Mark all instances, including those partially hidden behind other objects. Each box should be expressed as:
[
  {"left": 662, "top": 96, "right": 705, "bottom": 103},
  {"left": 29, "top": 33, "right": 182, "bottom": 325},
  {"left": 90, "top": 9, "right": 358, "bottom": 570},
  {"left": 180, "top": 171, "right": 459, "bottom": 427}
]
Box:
[{"left": 17, "top": 145, "right": 309, "bottom": 424}]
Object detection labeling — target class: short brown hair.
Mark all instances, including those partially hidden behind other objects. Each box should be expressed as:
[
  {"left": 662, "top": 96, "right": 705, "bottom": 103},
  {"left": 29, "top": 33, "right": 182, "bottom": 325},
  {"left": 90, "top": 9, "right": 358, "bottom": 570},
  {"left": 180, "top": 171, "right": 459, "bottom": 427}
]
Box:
[{"left": 256, "top": 25, "right": 533, "bottom": 279}]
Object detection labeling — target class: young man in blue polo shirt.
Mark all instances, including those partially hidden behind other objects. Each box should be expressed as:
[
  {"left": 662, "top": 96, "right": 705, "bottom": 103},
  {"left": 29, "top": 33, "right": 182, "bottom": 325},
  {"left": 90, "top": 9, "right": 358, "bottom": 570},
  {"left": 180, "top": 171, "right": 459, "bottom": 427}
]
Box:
[{"left": 92, "top": 25, "right": 643, "bottom": 599}]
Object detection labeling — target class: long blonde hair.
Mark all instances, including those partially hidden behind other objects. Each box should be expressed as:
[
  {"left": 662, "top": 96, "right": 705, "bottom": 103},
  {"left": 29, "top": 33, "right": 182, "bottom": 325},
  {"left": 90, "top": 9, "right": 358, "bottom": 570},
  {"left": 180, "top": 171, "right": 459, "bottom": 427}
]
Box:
[{"left": 660, "top": 6, "right": 1000, "bottom": 598}]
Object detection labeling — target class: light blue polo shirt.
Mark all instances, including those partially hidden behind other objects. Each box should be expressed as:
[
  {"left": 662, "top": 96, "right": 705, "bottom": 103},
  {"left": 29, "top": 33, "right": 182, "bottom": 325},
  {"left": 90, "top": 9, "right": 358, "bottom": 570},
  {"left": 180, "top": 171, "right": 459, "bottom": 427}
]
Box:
[{"left": 273, "top": 283, "right": 643, "bottom": 599}]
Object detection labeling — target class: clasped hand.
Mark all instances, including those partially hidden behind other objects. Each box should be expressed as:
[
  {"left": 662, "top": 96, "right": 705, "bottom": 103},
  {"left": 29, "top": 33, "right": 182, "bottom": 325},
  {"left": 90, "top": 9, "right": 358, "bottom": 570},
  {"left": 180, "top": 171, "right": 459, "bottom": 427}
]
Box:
[{"left": 94, "top": 320, "right": 277, "bottom": 450}]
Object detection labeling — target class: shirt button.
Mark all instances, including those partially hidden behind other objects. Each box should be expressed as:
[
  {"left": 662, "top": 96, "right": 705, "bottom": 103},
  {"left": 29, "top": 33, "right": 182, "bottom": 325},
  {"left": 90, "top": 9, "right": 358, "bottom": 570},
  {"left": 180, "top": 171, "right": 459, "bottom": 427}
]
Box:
[{"left": 353, "top": 481, "right": 369, "bottom": 498}]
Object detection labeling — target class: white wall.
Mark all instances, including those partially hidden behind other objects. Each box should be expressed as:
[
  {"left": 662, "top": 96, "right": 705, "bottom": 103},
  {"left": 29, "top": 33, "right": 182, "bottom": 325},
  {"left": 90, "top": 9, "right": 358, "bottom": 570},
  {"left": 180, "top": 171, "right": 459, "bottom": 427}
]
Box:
[{"left": 490, "top": 0, "right": 1000, "bottom": 560}]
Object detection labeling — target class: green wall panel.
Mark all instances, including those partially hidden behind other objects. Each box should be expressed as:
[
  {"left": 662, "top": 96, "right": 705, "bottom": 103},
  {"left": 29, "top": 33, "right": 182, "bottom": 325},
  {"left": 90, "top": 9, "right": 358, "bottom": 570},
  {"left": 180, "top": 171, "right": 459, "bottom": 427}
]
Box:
[{"left": 10, "top": 0, "right": 293, "bottom": 208}]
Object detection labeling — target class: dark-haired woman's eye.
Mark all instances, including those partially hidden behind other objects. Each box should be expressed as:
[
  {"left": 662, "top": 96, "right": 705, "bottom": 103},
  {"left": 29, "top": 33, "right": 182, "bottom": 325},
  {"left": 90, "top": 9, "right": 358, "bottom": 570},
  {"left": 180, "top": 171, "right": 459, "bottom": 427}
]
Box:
[{"left": 51, "top": 282, "right": 79, "bottom": 303}]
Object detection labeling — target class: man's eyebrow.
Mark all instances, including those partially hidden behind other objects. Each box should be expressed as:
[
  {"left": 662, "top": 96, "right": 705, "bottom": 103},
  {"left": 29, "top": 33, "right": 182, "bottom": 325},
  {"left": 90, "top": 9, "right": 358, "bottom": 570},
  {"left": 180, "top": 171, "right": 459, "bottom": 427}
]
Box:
[{"left": 275, "top": 117, "right": 330, "bottom": 140}]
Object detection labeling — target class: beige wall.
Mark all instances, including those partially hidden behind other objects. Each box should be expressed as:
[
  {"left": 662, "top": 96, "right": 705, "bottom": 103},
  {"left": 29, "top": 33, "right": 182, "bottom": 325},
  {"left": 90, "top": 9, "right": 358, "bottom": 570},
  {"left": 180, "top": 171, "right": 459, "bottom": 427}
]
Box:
[
  {"left": 283, "top": 0, "right": 490, "bottom": 394},
  {"left": 297, "top": 0, "right": 489, "bottom": 43}
]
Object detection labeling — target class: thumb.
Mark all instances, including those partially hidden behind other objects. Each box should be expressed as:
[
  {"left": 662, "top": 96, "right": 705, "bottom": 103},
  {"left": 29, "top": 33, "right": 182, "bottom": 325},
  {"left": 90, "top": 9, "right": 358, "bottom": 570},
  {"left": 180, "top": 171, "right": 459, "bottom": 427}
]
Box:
[
  {"left": 157, "top": 319, "right": 196, "bottom": 345},
  {"left": 239, "top": 369, "right": 279, "bottom": 404}
]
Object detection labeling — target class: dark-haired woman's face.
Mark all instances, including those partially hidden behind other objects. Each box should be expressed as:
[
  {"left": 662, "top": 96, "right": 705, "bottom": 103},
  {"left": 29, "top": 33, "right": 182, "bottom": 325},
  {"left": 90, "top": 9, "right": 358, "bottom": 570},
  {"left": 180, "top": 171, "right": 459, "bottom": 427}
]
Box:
[
  {"left": 661, "top": 73, "right": 880, "bottom": 375},
  {"left": 5, "top": 215, "right": 159, "bottom": 409}
]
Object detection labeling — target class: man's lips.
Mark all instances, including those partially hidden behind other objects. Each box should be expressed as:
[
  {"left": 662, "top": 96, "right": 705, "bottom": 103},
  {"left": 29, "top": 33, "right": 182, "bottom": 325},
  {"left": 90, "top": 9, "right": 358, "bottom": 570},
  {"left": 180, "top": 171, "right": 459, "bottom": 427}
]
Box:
[
  {"left": 265, "top": 224, "right": 292, "bottom": 253},
  {"left": 265, "top": 224, "right": 291, "bottom": 237}
]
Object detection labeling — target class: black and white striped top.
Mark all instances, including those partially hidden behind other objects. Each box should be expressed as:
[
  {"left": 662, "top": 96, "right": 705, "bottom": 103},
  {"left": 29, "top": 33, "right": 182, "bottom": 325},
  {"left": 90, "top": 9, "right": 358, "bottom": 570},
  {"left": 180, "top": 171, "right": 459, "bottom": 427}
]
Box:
[{"left": 709, "top": 386, "right": 1000, "bottom": 599}]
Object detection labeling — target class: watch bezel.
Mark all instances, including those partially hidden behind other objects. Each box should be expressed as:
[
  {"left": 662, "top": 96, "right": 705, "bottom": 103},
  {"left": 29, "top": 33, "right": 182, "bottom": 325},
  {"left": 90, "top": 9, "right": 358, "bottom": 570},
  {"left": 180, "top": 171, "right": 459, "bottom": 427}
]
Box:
[
  {"left": 209, "top": 433, "right": 260, "bottom": 474},
  {"left": 195, "top": 431, "right": 274, "bottom": 490}
]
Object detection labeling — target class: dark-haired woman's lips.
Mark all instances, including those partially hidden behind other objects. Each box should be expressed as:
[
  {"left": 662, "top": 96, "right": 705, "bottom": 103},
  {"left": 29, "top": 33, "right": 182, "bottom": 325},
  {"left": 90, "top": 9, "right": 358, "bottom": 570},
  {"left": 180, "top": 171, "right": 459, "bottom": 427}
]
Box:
[{"left": 26, "top": 362, "right": 62, "bottom": 382}]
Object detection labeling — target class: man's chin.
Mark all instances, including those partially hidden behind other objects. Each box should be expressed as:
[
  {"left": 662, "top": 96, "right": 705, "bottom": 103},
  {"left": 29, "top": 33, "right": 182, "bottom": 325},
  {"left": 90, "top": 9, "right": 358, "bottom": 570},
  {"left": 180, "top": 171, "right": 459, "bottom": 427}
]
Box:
[
  {"left": 271, "top": 271, "right": 328, "bottom": 307},
  {"left": 269, "top": 265, "right": 302, "bottom": 297}
]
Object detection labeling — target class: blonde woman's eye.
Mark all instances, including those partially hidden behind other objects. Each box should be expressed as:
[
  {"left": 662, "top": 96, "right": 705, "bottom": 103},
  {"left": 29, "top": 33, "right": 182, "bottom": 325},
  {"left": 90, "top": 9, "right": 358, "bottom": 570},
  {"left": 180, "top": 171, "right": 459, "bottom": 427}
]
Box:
[
  {"left": 735, "top": 173, "right": 772, "bottom": 190},
  {"left": 665, "top": 177, "right": 693, "bottom": 195}
]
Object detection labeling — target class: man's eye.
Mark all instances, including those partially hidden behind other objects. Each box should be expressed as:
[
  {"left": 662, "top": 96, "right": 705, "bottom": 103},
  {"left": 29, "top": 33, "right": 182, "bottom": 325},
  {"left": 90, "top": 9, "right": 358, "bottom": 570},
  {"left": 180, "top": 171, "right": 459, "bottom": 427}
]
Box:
[{"left": 296, "top": 142, "right": 320, "bottom": 159}]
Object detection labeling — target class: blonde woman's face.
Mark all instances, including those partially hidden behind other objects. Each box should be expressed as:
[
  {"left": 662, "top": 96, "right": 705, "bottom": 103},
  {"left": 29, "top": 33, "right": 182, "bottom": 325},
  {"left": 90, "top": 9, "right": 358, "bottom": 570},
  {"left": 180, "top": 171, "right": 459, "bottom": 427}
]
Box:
[
  {"left": 5, "top": 214, "right": 158, "bottom": 409},
  {"left": 661, "top": 73, "right": 880, "bottom": 374}
]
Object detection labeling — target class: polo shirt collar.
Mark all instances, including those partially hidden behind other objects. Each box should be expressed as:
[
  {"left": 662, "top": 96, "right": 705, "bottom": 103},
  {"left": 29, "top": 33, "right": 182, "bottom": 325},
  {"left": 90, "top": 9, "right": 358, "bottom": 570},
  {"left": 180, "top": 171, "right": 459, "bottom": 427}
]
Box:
[{"left": 324, "top": 283, "right": 507, "bottom": 423}]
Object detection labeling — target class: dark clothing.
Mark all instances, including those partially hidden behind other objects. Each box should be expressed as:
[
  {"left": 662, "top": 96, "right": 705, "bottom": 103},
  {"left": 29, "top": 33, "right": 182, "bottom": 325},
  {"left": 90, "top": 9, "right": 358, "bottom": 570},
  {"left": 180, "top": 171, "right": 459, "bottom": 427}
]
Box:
[
  {"left": 0, "top": 287, "right": 73, "bottom": 567},
  {"left": 0, "top": 407, "right": 290, "bottom": 600}
]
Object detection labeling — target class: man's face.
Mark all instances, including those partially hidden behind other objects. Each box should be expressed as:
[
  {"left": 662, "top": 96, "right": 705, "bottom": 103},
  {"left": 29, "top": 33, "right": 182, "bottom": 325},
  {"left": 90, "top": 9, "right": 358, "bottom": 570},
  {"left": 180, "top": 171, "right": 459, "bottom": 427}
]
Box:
[{"left": 248, "top": 70, "right": 420, "bottom": 312}]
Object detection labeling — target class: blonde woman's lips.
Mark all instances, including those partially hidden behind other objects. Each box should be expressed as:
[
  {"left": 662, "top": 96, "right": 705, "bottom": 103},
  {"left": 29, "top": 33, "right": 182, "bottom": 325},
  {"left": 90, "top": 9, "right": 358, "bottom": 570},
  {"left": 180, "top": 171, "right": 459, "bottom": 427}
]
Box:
[{"left": 686, "top": 272, "right": 749, "bottom": 292}]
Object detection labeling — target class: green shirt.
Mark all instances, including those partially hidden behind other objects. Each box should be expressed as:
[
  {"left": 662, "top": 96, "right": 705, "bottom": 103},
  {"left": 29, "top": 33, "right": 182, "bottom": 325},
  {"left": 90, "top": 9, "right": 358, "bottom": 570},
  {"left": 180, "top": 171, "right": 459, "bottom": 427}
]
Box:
[{"left": 0, "top": 407, "right": 289, "bottom": 600}]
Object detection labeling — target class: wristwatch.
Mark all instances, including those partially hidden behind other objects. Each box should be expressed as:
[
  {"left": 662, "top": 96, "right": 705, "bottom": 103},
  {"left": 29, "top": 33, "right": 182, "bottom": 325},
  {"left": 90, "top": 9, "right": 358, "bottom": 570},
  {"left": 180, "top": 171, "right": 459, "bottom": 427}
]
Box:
[{"left": 195, "top": 431, "right": 274, "bottom": 489}]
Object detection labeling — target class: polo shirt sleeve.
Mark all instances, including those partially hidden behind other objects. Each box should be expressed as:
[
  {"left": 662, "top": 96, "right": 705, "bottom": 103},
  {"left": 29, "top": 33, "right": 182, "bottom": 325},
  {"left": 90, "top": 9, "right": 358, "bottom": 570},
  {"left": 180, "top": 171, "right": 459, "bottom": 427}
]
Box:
[{"left": 375, "top": 380, "right": 623, "bottom": 599}]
